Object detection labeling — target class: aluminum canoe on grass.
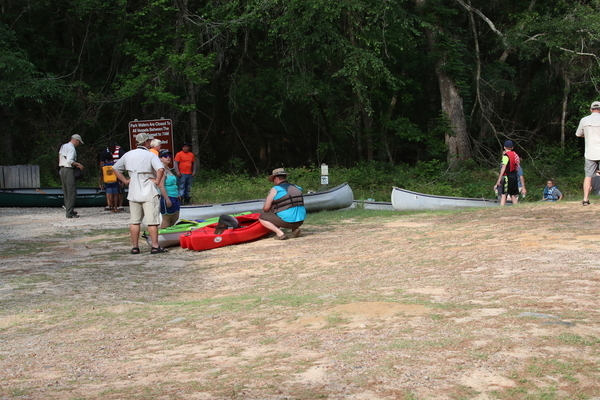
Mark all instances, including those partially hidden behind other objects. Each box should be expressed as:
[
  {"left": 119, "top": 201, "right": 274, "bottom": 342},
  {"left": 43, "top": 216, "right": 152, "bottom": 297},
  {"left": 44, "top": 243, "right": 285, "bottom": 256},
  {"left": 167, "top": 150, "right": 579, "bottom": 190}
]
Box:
[
  {"left": 178, "top": 182, "right": 354, "bottom": 222},
  {"left": 391, "top": 187, "right": 500, "bottom": 211},
  {"left": 344, "top": 200, "right": 395, "bottom": 211}
]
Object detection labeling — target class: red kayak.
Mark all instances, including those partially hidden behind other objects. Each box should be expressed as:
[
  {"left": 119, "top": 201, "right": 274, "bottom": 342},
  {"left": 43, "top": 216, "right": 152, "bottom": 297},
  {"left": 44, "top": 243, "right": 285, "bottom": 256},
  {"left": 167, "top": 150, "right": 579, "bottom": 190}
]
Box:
[{"left": 180, "top": 213, "right": 271, "bottom": 251}]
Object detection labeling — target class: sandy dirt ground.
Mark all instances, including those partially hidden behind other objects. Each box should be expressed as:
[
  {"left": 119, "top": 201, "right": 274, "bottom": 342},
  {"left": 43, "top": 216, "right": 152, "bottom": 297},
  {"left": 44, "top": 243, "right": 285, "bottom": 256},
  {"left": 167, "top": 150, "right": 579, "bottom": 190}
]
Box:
[{"left": 1, "top": 202, "right": 600, "bottom": 400}]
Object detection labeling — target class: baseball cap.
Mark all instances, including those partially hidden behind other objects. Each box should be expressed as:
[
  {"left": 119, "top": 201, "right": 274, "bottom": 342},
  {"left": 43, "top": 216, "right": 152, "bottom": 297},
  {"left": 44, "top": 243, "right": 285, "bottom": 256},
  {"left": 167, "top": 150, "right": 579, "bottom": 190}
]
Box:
[
  {"left": 591, "top": 101, "right": 600, "bottom": 109},
  {"left": 136, "top": 133, "right": 151, "bottom": 144},
  {"left": 71, "top": 134, "right": 84, "bottom": 144},
  {"left": 504, "top": 140, "right": 514, "bottom": 148}
]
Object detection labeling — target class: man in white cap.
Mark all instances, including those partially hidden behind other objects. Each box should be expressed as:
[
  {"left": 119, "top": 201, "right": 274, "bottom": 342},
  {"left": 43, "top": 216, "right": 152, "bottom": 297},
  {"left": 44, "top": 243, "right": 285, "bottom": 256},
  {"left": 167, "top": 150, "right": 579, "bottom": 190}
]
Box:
[
  {"left": 58, "top": 134, "right": 85, "bottom": 218},
  {"left": 575, "top": 101, "right": 600, "bottom": 205},
  {"left": 113, "top": 133, "right": 166, "bottom": 254}
]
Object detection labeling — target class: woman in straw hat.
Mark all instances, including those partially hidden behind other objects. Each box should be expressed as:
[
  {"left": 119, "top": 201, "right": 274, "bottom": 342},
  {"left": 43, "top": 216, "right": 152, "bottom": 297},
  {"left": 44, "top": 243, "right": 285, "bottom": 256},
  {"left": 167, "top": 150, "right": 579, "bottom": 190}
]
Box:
[{"left": 259, "top": 168, "right": 306, "bottom": 240}]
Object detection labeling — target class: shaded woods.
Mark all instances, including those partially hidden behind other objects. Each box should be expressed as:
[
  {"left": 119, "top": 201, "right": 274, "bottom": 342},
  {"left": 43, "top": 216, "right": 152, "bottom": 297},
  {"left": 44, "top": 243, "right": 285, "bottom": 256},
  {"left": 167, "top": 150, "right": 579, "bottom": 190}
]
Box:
[{"left": 2, "top": 0, "right": 600, "bottom": 183}]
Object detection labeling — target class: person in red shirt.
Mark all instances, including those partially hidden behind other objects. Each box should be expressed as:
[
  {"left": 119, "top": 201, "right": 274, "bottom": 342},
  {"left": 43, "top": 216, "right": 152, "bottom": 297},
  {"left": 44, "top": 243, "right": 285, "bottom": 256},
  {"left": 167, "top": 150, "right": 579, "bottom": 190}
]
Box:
[{"left": 174, "top": 142, "right": 196, "bottom": 204}]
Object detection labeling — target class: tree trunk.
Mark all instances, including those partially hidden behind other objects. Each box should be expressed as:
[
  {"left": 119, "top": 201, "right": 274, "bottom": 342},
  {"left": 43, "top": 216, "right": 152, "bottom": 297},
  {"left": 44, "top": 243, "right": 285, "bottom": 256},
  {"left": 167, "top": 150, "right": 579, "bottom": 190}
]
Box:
[
  {"left": 358, "top": 97, "right": 373, "bottom": 161},
  {"left": 416, "top": 0, "right": 472, "bottom": 165},
  {"left": 435, "top": 64, "right": 472, "bottom": 163},
  {"left": 561, "top": 74, "right": 570, "bottom": 149},
  {"left": 187, "top": 82, "right": 200, "bottom": 167},
  {"left": 380, "top": 95, "right": 397, "bottom": 164}
]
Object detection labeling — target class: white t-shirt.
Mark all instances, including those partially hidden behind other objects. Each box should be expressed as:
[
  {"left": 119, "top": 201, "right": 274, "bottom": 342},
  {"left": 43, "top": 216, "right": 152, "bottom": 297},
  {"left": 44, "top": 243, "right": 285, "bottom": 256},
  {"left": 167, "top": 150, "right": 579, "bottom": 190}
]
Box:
[
  {"left": 58, "top": 142, "right": 77, "bottom": 167},
  {"left": 113, "top": 147, "right": 164, "bottom": 202},
  {"left": 576, "top": 112, "right": 600, "bottom": 160}
]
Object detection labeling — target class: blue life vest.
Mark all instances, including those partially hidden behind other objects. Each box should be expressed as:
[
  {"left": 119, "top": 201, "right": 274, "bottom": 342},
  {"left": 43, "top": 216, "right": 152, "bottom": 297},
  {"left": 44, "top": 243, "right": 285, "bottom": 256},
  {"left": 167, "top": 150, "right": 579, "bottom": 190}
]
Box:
[{"left": 543, "top": 186, "right": 559, "bottom": 201}]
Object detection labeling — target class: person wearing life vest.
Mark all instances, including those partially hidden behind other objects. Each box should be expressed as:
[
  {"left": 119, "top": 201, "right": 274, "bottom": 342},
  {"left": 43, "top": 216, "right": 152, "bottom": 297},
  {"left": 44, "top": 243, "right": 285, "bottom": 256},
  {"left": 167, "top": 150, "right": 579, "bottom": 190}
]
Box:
[
  {"left": 99, "top": 140, "right": 125, "bottom": 211},
  {"left": 259, "top": 168, "right": 306, "bottom": 240},
  {"left": 494, "top": 140, "right": 521, "bottom": 206},
  {"left": 542, "top": 179, "right": 563, "bottom": 201}
]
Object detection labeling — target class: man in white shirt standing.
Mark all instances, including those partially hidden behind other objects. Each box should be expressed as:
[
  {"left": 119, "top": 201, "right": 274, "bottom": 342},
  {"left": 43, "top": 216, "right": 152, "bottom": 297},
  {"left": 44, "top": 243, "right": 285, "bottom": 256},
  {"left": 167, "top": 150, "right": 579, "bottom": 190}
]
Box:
[
  {"left": 575, "top": 101, "right": 600, "bottom": 205},
  {"left": 113, "top": 133, "right": 166, "bottom": 254},
  {"left": 58, "top": 134, "right": 85, "bottom": 218}
]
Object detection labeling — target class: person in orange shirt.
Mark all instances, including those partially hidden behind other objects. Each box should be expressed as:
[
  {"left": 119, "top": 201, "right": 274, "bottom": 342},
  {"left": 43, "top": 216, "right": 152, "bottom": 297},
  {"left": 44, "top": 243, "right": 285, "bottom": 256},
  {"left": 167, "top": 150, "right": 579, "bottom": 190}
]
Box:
[{"left": 174, "top": 142, "right": 196, "bottom": 204}]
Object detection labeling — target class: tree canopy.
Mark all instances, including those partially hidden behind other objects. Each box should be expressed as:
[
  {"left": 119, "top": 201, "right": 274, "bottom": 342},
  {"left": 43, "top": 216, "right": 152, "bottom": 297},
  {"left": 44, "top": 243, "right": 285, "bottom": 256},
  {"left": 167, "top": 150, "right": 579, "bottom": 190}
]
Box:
[{"left": 2, "top": 0, "right": 600, "bottom": 179}]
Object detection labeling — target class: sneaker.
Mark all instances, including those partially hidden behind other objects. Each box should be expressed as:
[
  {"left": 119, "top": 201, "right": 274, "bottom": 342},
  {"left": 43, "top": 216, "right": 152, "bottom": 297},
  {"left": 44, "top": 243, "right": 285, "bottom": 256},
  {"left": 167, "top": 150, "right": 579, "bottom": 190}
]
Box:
[
  {"left": 274, "top": 234, "right": 289, "bottom": 240},
  {"left": 291, "top": 228, "right": 302, "bottom": 238},
  {"left": 104, "top": 207, "right": 112, "bottom": 211},
  {"left": 66, "top": 214, "right": 80, "bottom": 218}
]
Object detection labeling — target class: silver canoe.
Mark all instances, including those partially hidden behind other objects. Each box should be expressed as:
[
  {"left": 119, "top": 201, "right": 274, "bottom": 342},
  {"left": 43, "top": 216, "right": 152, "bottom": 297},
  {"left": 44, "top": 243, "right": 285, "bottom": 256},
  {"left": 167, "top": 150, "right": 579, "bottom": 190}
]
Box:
[
  {"left": 391, "top": 187, "right": 499, "bottom": 211},
  {"left": 345, "top": 200, "right": 395, "bottom": 211},
  {"left": 178, "top": 182, "right": 354, "bottom": 221}
]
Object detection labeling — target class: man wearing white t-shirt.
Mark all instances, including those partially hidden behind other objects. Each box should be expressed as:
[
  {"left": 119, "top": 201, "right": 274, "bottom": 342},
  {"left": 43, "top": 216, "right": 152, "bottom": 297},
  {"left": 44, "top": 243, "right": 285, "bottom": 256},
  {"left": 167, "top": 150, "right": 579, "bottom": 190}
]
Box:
[
  {"left": 113, "top": 133, "right": 166, "bottom": 254},
  {"left": 576, "top": 101, "right": 600, "bottom": 205}
]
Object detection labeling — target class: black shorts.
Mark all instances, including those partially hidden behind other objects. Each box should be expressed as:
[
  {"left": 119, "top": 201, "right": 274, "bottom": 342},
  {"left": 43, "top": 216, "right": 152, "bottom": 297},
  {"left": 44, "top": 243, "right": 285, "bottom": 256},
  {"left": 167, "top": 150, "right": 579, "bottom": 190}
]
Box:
[{"left": 500, "top": 173, "right": 519, "bottom": 196}]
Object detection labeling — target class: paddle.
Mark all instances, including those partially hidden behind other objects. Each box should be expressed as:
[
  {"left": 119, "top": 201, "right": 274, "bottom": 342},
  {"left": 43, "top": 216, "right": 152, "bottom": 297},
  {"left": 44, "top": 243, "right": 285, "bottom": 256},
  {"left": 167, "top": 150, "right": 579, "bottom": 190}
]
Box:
[{"left": 35, "top": 189, "right": 48, "bottom": 194}]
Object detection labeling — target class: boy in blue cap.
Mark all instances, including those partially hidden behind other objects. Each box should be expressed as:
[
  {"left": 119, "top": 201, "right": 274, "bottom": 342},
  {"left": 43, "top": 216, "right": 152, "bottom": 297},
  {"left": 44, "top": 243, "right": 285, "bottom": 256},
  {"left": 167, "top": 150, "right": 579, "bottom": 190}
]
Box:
[{"left": 494, "top": 140, "right": 521, "bottom": 206}]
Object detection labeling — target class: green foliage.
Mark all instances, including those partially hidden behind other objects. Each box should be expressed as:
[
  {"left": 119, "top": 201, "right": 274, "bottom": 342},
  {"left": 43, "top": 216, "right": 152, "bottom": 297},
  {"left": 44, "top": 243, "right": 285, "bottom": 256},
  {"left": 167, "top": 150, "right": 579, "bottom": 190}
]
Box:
[
  {"left": 190, "top": 150, "right": 587, "bottom": 204},
  {"left": 4, "top": 0, "right": 600, "bottom": 174},
  {"left": 0, "top": 23, "right": 65, "bottom": 106}
]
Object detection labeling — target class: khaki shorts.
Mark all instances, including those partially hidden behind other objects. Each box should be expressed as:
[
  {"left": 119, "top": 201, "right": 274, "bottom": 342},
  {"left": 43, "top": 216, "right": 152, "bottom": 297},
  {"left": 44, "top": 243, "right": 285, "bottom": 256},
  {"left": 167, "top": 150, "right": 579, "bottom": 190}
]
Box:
[
  {"left": 584, "top": 159, "right": 600, "bottom": 177},
  {"left": 129, "top": 196, "right": 161, "bottom": 225}
]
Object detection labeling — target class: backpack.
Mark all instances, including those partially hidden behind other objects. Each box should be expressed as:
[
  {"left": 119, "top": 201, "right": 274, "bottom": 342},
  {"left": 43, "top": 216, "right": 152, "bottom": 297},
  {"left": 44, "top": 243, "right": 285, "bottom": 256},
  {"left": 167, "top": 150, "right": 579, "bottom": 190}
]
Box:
[{"left": 102, "top": 163, "right": 117, "bottom": 183}]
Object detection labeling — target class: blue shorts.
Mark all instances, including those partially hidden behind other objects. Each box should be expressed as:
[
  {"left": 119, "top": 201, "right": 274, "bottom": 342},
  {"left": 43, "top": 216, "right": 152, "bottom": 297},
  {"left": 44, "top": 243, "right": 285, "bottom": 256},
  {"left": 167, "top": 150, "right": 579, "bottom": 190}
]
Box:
[
  {"left": 105, "top": 182, "right": 119, "bottom": 194},
  {"left": 160, "top": 197, "right": 181, "bottom": 215}
]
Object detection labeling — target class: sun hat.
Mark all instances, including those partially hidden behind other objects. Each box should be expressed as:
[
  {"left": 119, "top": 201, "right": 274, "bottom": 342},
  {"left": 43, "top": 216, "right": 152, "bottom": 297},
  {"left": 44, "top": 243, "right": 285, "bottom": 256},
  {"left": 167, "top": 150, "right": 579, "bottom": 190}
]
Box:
[
  {"left": 136, "top": 133, "right": 151, "bottom": 144},
  {"left": 503, "top": 140, "right": 514, "bottom": 148},
  {"left": 159, "top": 150, "right": 172, "bottom": 158},
  {"left": 591, "top": 101, "right": 600, "bottom": 109},
  {"left": 268, "top": 168, "right": 291, "bottom": 182},
  {"left": 71, "top": 134, "right": 84, "bottom": 144}
]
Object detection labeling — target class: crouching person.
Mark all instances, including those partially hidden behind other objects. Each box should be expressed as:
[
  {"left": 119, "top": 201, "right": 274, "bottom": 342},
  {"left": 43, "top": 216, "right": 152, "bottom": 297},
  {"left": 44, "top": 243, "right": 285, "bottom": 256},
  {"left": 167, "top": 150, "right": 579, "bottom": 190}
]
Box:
[{"left": 259, "top": 168, "right": 306, "bottom": 240}]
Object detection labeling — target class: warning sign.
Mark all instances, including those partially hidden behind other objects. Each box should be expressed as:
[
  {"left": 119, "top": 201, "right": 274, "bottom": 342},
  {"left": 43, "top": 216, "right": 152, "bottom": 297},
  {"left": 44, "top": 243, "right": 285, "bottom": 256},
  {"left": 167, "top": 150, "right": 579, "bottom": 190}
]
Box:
[{"left": 128, "top": 119, "right": 173, "bottom": 156}]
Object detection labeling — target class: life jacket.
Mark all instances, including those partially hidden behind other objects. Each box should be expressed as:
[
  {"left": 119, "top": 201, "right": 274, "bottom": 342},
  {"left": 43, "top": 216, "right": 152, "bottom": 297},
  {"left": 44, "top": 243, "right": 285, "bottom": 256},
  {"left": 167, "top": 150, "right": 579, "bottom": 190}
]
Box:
[
  {"left": 504, "top": 150, "right": 520, "bottom": 174},
  {"left": 102, "top": 162, "right": 117, "bottom": 183},
  {"left": 271, "top": 182, "right": 304, "bottom": 213},
  {"left": 543, "top": 186, "right": 558, "bottom": 201},
  {"left": 110, "top": 145, "right": 123, "bottom": 161}
]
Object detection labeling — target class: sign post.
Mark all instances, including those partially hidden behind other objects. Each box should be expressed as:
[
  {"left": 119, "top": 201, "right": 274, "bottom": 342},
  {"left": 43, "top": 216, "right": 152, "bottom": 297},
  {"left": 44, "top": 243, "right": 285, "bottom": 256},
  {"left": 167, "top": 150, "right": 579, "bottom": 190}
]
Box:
[
  {"left": 128, "top": 118, "right": 173, "bottom": 156},
  {"left": 320, "top": 163, "right": 329, "bottom": 186}
]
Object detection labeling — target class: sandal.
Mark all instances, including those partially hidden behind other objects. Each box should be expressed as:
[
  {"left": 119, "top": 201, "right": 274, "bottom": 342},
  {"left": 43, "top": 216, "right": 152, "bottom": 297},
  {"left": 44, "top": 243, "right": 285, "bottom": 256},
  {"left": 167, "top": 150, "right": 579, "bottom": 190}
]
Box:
[
  {"left": 583, "top": 200, "right": 591, "bottom": 206},
  {"left": 131, "top": 247, "right": 140, "bottom": 254},
  {"left": 150, "top": 247, "right": 169, "bottom": 254}
]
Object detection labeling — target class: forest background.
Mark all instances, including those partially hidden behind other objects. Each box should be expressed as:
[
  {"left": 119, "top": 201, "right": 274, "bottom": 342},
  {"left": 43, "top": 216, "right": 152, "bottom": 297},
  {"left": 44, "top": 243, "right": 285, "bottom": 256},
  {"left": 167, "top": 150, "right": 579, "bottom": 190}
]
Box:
[{"left": 2, "top": 0, "right": 600, "bottom": 201}]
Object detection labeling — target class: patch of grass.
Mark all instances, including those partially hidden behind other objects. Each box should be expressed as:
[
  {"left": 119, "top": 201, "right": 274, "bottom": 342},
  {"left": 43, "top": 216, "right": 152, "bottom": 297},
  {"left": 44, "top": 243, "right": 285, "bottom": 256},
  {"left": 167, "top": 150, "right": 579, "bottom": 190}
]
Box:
[
  {"left": 0, "top": 241, "right": 60, "bottom": 257},
  {"left": 157, "top": 292, "right": 334, "bottom": 313},
  {"left": 555, "top": 333, "right": 600, "bottom": 346},
  {"left": 325, "top": 313, "right": 350, "bottom": 327}
]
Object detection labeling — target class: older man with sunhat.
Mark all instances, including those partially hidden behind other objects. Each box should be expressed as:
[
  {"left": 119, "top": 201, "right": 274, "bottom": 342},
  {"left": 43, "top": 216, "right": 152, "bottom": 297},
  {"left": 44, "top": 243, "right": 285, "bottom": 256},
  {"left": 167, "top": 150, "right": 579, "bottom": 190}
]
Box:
[
  {"left": 575, "top": 100, "right": 600, "bottom": 205},
  {"left": 58, "top": 134, "right": 85, "bottom": 218},
  {"left": 113, "top": 133, "right": 166, "bottom": 254},
  {"left": 259, "top": 168, "right": 306, "bottom": 240}
]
